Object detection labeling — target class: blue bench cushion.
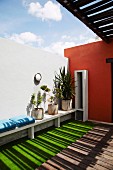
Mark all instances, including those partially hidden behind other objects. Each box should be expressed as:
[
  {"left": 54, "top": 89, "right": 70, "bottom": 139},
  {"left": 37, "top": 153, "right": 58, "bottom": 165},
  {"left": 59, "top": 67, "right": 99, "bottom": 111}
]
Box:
[
  {"left": 10, "top": 115, "right": 35, "bottom": 127},
  {"left": 0, "top": 119, "right": 16, "bottom": 133}
]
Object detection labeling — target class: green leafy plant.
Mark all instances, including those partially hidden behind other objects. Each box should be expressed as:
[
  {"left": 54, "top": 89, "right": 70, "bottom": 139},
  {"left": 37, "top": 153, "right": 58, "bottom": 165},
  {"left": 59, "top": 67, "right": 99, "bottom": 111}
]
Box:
[
  {"left": 48, "top": 95, "right": 54, "bottom": 104},
  {"left": 30, "top": 93, "right": 36, "bottom": 105},
  {"left": 40, "top": 85, "right": 50, "bottom": 93},
  {"left": 54, "top": 66, "right": 75, "bottom": 100},
  {"left": 30, "top": 91, "right": 43, "bottom": 109},
  {"left": 40, "top": 85, "right": 50, "bottom": 102},
  {"left": 40, "top": 85, "right": 58, "bottom": 105},
  {"left": 36, "top": 91, "right": 43, "bottom": 108}
]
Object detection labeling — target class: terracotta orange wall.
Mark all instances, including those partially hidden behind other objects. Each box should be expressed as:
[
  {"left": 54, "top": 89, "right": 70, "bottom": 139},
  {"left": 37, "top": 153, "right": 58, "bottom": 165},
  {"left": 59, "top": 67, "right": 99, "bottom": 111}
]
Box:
[{"left": 65, "top": 40, "right": 113, "bottom": 123}]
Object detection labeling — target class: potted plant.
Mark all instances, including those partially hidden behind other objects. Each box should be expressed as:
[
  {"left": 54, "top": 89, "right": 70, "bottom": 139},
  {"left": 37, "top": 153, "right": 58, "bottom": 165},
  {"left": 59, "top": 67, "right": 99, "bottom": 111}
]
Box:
[
  {"left": 40, "top": 85, "right": 59, "bottom": 115},
  {"left": 54, "top": 66, "right": 75, "bottom": 111},
  {"left": 53, "top": 82, "right": 63, "bottom": 110},
  {"left": 31, "top": 91, "right": 44, "bottom": 120},
  {"left": 48, "top": 94, "right": 58, "bottom": 115}
]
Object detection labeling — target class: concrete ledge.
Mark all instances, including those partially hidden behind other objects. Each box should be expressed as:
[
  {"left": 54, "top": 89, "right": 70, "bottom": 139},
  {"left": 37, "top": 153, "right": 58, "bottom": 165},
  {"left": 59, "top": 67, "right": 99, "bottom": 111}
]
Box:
[{"left": 0, "top": 109, "right": 76, "bottom": 146}]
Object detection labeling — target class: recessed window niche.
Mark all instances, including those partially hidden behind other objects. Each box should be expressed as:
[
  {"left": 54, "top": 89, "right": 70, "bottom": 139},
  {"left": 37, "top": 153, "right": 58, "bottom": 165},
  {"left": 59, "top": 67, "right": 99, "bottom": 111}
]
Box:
[{"left": 74, "top": 70, "right": 88, "bottom": 121}]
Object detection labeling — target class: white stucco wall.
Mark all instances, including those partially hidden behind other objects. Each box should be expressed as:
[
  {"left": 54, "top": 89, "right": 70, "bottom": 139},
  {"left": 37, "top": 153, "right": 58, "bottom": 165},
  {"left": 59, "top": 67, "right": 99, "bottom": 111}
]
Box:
[{"left": 0, "top": 38, "right": 68, "bottom": 119}]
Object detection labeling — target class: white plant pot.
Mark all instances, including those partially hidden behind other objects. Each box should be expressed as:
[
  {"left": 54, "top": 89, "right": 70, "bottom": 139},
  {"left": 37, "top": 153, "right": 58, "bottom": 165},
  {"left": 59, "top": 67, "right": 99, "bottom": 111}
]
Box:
[
  {"left": 31, "top": 108, "right": 44, "bottom": 120},
  {"left": 62, "top": 99, "right": 72, "bottom": 111},
  {"left": 48, "top": 104, "right": 58, "bottom": 115}
]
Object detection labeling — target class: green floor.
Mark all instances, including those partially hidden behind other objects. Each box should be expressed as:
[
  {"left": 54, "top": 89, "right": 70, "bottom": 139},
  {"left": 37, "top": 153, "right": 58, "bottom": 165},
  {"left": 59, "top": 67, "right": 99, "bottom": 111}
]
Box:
[{"left": 0, "top": 120, "right": 94, "bottom": 170}]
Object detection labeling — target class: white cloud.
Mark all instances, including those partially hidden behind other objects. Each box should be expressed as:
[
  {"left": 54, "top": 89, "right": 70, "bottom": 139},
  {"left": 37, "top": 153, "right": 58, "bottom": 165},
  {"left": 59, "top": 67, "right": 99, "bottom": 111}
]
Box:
[
  {"left": 43, "top": 34, "right": 101, "bottom": 57},
  {"left": 61, "top": 35, "right": 77, "bottom": 41},
  {"left": 5, "top": 31, "right": 101, "bottom": 57},
  {"left": 6, "top": 32, "right": 44, "bottom": 47},
  {"left": 22, "top": 0, "right": 33, "bottom": 7},
  {"left": 28, "top": 1, "right": 62, "bottom": 21},
  {"left": 44, "top": 41, "right": 76, "bottom": 57},
  {"left": 84, "top": 36, "right": 101, "bottom": 44}
]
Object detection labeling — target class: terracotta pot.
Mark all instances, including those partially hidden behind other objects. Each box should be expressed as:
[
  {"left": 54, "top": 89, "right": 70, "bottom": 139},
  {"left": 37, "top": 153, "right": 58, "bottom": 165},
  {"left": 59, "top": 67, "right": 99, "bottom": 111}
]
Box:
[
  {"left": 48, "top": 104, "right": 58, "bottom": 115},
  {"left": 31, "top": 108, "right": 44, "bottom": 120},
  {"left": 62, "top": 99, "right": 72, "bottom": 111}
]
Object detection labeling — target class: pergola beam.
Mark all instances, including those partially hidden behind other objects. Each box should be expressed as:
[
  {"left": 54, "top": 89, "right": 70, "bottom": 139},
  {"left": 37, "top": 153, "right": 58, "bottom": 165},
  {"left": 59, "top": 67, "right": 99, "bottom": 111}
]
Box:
[{"left": 56, "top": 0, "right": 113, "bottom": 43}]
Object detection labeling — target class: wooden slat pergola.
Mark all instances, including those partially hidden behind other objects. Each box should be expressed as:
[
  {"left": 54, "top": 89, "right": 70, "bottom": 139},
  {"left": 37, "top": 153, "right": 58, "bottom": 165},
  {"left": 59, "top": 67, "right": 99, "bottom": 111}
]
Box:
[{"left": 56, "top": 0, "right": 113, "bottom": 43}]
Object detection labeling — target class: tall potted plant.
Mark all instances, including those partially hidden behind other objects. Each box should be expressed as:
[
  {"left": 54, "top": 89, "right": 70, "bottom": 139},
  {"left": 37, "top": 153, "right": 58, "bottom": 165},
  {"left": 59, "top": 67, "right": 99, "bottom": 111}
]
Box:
[{"left": 55, "top": 67, "right": 75, "bottom": 111}]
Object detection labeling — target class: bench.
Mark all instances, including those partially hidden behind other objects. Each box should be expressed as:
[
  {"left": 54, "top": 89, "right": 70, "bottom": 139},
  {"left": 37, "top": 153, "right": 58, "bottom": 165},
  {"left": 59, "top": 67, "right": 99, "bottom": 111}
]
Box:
[{"left": 0, "top": 109, "right": 76, "bottom": 145}]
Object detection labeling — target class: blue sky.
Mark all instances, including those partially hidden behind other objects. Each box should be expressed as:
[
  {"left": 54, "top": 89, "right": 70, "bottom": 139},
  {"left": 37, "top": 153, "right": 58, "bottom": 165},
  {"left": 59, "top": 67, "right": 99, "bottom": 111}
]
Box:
[{"left": 0, "top": 0, "right": 98, "bottom": 56}]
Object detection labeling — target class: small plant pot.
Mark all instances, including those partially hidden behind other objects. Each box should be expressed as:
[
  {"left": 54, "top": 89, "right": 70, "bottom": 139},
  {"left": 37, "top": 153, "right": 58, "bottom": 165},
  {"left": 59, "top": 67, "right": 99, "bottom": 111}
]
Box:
[
  {"left": 62, "top": 99, "right": 72, "bottom": 111},
  {"left": 31, "top": 108, "right": 44, "bottom": 120},
  {"left": 48, "top": 104, "right": 58, "bottom": 115}
]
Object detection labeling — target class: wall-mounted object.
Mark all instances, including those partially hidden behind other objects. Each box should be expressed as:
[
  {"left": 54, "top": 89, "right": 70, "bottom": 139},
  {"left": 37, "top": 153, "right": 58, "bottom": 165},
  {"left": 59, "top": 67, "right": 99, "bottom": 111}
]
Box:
[
  {"left": 34, "top": 73, "right": 42, "bottom": 85},
  {"left": 74, "top": 70, "right": 88, "bottom": 121}
]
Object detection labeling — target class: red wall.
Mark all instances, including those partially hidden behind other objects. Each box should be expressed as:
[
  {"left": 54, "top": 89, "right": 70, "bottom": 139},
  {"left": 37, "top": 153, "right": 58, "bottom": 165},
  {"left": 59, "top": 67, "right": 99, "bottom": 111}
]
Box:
[{"left": 65, "top": 40, "right": 113, "bottom": 123}]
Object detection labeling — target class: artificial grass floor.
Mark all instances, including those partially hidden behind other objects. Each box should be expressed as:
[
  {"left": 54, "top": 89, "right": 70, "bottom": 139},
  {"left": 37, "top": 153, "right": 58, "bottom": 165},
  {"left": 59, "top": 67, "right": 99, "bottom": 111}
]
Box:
[{"left": 0, "top": 120, "right": 94, "bottom": 170}]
